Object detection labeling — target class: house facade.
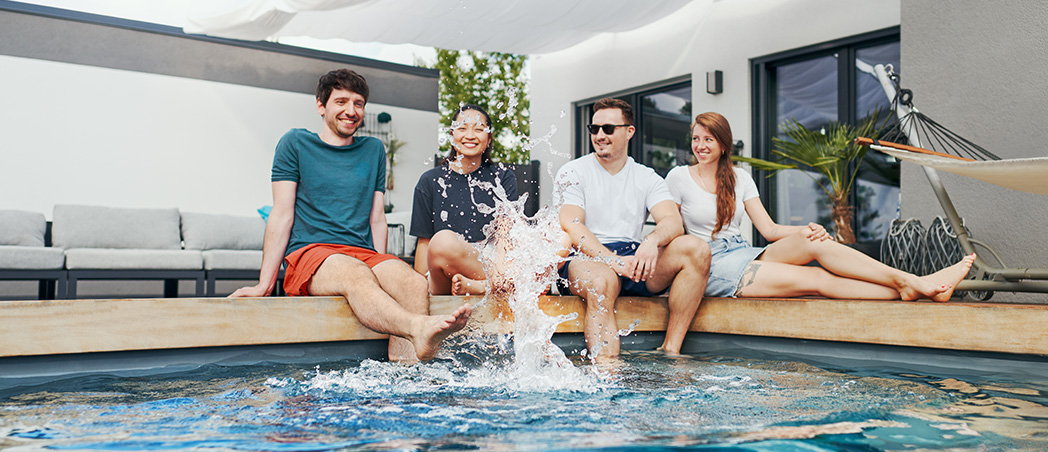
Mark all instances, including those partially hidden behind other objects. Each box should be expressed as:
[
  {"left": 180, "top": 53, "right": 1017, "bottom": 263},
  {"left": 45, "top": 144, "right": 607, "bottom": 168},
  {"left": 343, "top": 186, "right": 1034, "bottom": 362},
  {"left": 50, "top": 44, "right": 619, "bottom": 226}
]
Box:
[
  {"left": 0, "top": 1, "right": 439, "bottom": 219},
  {"left": 531, "top": 0, "right": 1047, "bottom": 303}
]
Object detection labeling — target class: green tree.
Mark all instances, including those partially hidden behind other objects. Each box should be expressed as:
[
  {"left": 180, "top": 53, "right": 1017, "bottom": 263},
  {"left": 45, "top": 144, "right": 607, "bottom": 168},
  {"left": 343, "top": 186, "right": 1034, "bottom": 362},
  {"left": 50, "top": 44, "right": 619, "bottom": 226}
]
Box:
[{"left": 419, "top": 49, "right": 530, "bottom": 164}]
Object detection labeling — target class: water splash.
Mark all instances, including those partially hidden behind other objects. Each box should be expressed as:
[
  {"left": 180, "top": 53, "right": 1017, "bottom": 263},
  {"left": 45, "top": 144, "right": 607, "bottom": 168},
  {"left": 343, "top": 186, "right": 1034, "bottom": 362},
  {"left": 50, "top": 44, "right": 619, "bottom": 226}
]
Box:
[{"left": 447, "top": 176, "right": 599, "bottom": 390}]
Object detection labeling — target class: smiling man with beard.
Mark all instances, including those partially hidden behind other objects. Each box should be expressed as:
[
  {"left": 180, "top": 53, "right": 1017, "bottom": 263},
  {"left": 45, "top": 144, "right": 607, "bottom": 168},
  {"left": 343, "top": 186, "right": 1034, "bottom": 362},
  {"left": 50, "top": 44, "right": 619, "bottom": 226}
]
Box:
[
  {"left": 230, "top": 69, "right": 471, "bottom": 363},
  {"left": 555, "top": 97, "right": 711, "bottom": 359}
]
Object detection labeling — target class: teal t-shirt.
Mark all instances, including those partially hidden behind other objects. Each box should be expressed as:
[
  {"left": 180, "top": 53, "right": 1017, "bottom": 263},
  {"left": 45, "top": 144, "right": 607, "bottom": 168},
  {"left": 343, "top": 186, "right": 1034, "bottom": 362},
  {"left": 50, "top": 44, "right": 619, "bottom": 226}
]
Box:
[{"left": 271, "top": 129, "right": 386, "bottom": 255}]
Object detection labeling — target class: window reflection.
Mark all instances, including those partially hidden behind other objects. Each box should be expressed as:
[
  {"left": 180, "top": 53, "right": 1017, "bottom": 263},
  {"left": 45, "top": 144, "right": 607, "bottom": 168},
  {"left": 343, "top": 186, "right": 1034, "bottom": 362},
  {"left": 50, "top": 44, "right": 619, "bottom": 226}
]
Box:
[
  {"left": 641, "top": 85, "right": 692, "bottom": 176},
  {"left": 773, "top": 54, "right": 838, "bottom": 228},
  {"left": 762, "top": 38, "right": 902, "bottom": 243},
  {"left": 855, "top": 42, "right": 901, "bottom": 242}
]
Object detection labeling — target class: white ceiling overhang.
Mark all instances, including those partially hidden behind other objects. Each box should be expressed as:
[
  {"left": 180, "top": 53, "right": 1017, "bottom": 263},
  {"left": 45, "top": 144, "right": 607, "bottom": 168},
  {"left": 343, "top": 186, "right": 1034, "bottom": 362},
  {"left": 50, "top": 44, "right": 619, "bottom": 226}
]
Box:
[{"left": 184, "top": 0, "right": 693, "bottom": 54}]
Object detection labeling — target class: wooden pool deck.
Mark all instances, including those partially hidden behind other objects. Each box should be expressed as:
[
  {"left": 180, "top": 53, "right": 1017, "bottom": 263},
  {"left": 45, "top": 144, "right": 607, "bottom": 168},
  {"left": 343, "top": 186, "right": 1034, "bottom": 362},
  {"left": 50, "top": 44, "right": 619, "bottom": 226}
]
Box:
[{"left": 3, "top": 295, "right": 1048, "bottom": 358}]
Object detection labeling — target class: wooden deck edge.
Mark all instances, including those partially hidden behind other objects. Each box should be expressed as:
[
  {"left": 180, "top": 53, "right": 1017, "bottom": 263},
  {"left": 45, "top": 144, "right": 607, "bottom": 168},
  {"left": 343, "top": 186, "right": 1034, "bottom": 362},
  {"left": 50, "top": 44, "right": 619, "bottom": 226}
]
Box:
[{"left": 2, "top": 296, "right": 1047, "bottom": 357}]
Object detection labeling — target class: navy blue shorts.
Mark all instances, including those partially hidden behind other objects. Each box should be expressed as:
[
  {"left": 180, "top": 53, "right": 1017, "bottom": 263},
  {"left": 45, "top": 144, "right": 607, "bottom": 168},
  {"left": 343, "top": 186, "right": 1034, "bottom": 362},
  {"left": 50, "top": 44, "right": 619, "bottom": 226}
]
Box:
[{"left": 557, "top": 241, "right": 665, "bottom": 297}]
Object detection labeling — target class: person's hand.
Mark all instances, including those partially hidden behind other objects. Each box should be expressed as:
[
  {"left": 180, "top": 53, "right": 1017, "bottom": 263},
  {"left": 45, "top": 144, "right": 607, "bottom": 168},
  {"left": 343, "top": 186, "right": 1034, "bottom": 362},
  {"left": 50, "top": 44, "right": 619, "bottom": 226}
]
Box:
[
  {"left": 805, "top": 222, "right": 832, "bottom": 242},
  {"left": 609, "top": 255, "right": 634, "bottom": 280},
  {"left": 611, "top": 241, "right": 659, "bottom": 283},
  {"left": 229, "top": 283, "right": 270, "bottom": 298},
  {"left": 631, "top": 239, "right": 659, "bottom": 282}
]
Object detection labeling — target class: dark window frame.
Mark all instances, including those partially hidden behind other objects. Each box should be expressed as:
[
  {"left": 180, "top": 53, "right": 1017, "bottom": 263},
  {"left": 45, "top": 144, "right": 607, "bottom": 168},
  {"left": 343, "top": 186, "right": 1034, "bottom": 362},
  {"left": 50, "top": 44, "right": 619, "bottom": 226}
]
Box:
[
  {"left": 749, "top": 26, "right": 900, "bottom": 245},
  {"left": 572, "top": 75, "right": 692, "bottom": 164}
]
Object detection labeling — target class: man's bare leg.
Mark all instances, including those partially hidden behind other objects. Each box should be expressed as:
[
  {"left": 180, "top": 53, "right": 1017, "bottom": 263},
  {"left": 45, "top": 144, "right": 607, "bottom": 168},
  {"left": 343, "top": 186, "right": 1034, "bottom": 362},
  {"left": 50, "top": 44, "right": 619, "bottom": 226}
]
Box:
[
  {"left": 373, "top": 259, "right": 432, "bottom": 362},
  {"left": 310, "top": 255, "right": 472, "bottom": 362},
  {"left": 565, "top": 260, "right": 621, "bottom": 358},
  {"left": 643, "top": 235, "right": 711, "bottom": 355}
]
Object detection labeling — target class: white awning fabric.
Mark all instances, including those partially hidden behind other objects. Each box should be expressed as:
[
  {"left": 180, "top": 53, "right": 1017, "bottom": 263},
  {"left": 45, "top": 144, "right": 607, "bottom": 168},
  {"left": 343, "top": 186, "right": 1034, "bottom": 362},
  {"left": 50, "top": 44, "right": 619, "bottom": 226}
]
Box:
[{"left": 184, "top": 0, "right": 693, "bottom": 54}]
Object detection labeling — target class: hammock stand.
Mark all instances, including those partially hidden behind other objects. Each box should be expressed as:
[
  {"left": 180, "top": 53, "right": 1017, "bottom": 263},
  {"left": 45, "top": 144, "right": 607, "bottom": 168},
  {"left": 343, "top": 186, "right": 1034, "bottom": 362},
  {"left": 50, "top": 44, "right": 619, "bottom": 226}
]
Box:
[{"left": 858, "top": 64, "right": 1048, "bottom": 299}]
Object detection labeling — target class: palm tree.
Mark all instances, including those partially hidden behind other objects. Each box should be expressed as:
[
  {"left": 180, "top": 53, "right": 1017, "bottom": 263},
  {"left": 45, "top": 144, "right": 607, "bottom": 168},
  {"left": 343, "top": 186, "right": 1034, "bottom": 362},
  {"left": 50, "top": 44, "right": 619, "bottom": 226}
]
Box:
[{"left": 734, "top": 113, "right": 882, "bottom": 244}]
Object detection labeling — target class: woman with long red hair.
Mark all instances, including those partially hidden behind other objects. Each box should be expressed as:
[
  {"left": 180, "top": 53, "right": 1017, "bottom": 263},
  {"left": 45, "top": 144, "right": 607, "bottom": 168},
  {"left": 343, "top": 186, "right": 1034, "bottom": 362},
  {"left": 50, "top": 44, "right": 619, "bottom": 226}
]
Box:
[{"left": 665, "top": 112, "right": 974, "bottom": 301}]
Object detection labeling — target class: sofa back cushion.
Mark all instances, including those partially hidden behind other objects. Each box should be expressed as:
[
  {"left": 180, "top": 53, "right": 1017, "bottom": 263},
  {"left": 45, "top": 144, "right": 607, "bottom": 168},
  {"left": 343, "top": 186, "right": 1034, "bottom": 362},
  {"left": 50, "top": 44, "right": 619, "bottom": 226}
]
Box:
[
  {"left": 0, "top": 210, "right": 46, "bottom": 247},
  {"left": 52, "top": 204, "right": 182, "bottom": 249},
  {"left": 181, "top": 212, "right": 265, "bottom": 250}
]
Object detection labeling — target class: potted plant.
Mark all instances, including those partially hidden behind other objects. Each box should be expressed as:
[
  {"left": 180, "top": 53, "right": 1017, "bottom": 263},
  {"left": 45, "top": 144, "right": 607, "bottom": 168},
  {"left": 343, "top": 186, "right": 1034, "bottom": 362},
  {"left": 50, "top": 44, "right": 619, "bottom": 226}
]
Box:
[
  {"left": 384, "top": 136, "right": 405, "bottom": 191},
  {"left": 733, "top": 113, "right": 882, "bottom": 244}
]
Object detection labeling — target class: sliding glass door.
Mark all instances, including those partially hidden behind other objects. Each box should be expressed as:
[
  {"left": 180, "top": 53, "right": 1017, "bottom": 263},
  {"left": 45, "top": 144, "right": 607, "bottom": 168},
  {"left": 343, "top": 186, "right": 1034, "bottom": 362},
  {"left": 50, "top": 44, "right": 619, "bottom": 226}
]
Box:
[{"left": 752, "top": 28, "right": 900, "bottom": 244}]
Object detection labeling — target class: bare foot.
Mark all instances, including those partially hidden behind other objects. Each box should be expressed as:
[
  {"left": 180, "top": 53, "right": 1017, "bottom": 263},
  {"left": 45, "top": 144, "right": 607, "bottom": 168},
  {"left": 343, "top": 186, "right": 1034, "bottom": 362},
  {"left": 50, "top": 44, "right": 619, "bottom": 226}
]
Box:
[
  {"left": 899, "top": 254, "right": 976, "bottom": 302},
  {"left": 413, "top": 303, "right": 472, "bottom": 361},
  {"left": 655, "top": 346, "right": 686, "bottom": 357},
  {"left": 591, "top": 355, "right": 622, "bottom": 373},
  {"left": 451, "top": 274, "right": 487, "bottom": 295},
  {"left": 489, "top": 274, "right": 515, "bottom": 297},
  {"left": 486, "top": 273, "right": 517, "bottom": 320},
  {"left": 388, "top": 337, "right": 418, "bottom": 364}
]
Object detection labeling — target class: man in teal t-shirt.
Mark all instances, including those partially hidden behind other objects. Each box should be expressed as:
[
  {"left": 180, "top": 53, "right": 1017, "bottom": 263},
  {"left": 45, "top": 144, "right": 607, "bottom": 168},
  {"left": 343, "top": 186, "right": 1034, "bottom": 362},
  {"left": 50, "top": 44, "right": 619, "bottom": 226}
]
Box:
[{"left": 231, "top": 69, "right": 471, "bottom": 362}]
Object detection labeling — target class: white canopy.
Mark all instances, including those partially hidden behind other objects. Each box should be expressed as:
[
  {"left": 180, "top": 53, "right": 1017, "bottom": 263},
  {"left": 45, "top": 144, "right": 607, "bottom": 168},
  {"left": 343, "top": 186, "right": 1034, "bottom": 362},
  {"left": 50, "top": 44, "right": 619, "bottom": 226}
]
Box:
[{"left": 183, "top": 0, "right": 693, "bottom": 54}]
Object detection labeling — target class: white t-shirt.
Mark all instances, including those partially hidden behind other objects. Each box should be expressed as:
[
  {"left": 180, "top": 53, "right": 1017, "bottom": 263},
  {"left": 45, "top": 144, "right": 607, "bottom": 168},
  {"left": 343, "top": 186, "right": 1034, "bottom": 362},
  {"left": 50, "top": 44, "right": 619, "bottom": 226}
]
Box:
[
  {"left": 665, "top": 165, "right": 759, "bottom": 241},
  {"left": 555, "top": 153, "right": 673, "bottom": 243}
]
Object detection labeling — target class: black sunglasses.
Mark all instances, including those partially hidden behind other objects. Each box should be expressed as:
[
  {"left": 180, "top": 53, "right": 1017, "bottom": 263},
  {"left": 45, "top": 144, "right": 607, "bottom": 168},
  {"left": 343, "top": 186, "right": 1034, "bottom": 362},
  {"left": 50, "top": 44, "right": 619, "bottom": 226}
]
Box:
[{"left": 587, "top": 124, "right": 630, "bottom": 135}]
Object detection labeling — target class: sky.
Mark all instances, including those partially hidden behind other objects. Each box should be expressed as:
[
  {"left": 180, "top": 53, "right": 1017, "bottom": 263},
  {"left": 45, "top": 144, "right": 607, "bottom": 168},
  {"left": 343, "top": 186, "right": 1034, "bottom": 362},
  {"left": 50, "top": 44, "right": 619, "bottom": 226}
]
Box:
[{"left": 20, "top": 0, "right": 437, "bottom": 66}]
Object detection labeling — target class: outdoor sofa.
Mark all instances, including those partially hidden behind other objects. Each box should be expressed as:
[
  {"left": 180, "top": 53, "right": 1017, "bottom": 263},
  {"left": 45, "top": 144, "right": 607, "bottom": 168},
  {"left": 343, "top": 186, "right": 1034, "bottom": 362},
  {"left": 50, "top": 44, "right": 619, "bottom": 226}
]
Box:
[{"left": 0, "top": 210, "right": 66, "bottom": 299}]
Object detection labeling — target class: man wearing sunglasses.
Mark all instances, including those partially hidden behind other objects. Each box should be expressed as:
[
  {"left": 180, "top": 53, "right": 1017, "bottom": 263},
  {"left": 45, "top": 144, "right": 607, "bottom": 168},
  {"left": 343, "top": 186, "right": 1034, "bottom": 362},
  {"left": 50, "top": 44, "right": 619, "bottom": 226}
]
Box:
[{"left": 555, "top": 98, "right": 711, "bottom": 359}]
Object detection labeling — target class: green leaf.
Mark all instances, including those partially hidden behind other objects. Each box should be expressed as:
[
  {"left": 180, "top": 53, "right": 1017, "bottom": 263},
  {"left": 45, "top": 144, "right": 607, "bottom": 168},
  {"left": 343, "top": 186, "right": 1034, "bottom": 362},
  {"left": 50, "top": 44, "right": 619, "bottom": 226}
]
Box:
[
  {"left": 731, "top": 155, "right": 796, "bottom": 171},
  {"left": 760, "top": 111, "right": 885, "bottom": 201},
  {"left": 420, "top": 49, "right": 531, "bottom": 164}
]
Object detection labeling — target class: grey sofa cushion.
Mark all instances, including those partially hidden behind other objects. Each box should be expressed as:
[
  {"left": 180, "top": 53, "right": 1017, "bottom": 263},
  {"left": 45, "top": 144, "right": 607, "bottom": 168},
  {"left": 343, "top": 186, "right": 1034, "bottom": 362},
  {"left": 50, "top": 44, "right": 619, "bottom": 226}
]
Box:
[
  {"left": 181, "top": 212, "right": 264, "bottom": 250},
  {"left": 202, "top": 249, "right": 262, "bottom": 270},
  {"left": 52, "top": 205, "right": 181, "bottom": 250},
  {"left": 0, "top": 245, "right": 65, "bottom": 269},
  {"left": 0, "top": 210, "right": 46, "bottom": 247},
  {"left": 64, "top": 249, "right": 203, "bottom": 270}
]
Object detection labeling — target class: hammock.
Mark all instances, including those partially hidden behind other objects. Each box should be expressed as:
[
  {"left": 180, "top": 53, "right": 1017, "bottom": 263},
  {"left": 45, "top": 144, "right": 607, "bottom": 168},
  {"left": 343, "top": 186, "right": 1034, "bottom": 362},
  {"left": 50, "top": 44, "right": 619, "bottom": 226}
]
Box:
[
  {"left": 854, "top": 64, "right": 1048, "bottom": 298},
  {"left": 855, "top": 68, "right": 1048, "bottom": 196},
  {"left": 856, "top": 137, "right": 1048, "bottom": 196}
]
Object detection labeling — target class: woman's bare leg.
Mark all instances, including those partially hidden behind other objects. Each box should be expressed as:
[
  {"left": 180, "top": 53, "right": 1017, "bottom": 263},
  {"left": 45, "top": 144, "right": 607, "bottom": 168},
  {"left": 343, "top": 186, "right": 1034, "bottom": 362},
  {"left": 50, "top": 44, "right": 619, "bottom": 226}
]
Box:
[
  {"left": 426, "top": 230, "right": 486, "bottom": 295},
  {"left": 736, "top": 260, "right": 899, "bottom": 299},
  {"left": 451, "top": 274, "right": 487, "bottom": 295},
  {"left": 758, "top": 231, "right": 974, "bottom": 301}
]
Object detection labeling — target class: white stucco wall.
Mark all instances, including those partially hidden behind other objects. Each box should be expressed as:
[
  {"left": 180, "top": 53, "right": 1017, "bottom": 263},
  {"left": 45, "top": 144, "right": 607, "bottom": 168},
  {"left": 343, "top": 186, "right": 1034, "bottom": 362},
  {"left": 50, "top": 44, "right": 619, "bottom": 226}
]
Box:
[
  {"left": 530, "top": 0, "right": 901, "bottom": 207},
  {"left": 0, "top": 54, "right": 436, "bottom": 219}
]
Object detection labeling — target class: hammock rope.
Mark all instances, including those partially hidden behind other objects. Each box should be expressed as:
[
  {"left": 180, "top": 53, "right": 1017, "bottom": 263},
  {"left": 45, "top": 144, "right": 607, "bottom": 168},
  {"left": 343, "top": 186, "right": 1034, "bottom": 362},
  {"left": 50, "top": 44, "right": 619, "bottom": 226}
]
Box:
[{"left": 874, "top": 66, "right": 1000, "bottom": 161}]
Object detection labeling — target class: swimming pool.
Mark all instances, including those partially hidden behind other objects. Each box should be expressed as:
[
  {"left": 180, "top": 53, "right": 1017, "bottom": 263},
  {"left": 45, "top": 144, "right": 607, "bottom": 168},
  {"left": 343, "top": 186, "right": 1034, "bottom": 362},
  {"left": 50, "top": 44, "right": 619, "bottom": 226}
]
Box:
[
  {"left": 3, "top": 333, "right": 1046, "bottom": 451},
  {"left": 4, "top": 197, "right": 1047, "bottom": 451}
]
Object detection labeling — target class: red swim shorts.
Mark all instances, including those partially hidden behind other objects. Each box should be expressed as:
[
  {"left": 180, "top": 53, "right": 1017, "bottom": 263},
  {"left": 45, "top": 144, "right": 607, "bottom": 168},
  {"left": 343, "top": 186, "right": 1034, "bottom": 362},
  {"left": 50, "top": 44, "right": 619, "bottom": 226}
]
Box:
[{"left": 283, "top": 243, "right": 401, "bottom": 296}]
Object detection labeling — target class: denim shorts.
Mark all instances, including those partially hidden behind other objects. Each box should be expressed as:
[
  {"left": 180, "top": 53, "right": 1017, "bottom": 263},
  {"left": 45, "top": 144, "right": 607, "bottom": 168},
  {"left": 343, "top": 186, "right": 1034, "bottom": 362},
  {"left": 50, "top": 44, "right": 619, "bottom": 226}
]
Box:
[
  {"left": 706, "top": 235, "right": 765, "bottom": 297},
  {"left": 557, "top": 241, "right": 665, "bottom": 297}
]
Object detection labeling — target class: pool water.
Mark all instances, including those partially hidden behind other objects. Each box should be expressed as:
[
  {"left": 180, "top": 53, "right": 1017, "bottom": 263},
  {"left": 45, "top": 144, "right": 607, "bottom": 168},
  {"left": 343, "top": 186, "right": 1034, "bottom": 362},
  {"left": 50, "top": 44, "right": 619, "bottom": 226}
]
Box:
[{"left": 3, "top": 345, "right": 1047, "bottom": 451}]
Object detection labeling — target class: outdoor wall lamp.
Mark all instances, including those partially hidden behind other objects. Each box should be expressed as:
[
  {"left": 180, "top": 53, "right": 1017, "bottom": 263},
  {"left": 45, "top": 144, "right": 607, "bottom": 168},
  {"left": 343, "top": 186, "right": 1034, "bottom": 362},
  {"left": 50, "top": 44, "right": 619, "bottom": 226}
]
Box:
[{"left": 706, "top": 70, "right": 723, "bottom": 94}]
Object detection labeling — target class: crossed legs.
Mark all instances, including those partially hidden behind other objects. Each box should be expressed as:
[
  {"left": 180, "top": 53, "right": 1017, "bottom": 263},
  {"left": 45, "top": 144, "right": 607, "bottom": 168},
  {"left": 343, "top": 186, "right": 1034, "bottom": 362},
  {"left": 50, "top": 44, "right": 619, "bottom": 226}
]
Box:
[
  {"left": 308, "top": 254, "right": 471, "bottom": 362},
  {"left": 736, "top": 230, "right": 975, "bottom": 301}
]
